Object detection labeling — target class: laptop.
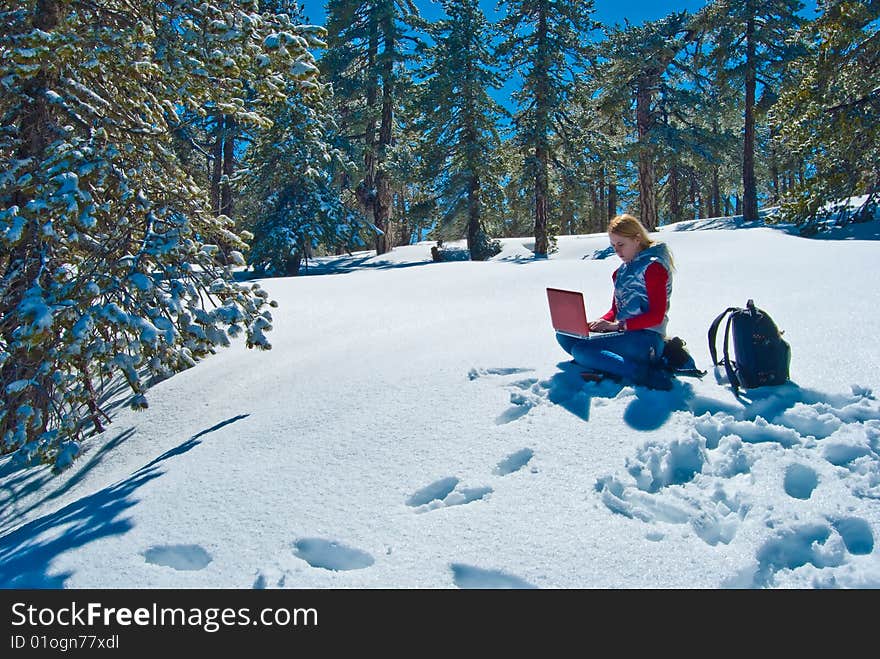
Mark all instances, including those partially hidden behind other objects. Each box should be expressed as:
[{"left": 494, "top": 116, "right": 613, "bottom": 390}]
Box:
[{"left": 546, "top": 287, "right": 623, "bottom": 340}]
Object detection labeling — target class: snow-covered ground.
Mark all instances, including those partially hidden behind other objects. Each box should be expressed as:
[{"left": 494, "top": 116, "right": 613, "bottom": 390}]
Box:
[{"left": 2, "top": 214, "right": 879, "bottom": 589}]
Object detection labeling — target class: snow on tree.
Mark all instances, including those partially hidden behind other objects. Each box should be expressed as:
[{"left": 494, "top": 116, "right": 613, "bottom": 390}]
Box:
[
  {"left": 239, "top": 74, "right": 368, "bottom": 276},
  {"left": 0, "top": 0, "right": 326, "bottom": 470}
]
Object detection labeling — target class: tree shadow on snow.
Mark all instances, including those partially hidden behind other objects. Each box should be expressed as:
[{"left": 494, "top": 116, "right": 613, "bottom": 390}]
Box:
[
  {"left": 0, "top": 428, "right": 137, "bottom": 534},
  {"left": 235, "top": 254, "right": 435, "bottom": 280},
  {"left": 0, "top": 414, "right": 249, "bottom": 588},
  {"left": 663, "top": 211, "right": 880, "bottom": 241}
]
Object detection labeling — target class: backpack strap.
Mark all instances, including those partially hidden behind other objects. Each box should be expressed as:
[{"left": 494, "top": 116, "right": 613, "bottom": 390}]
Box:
[
  {"left": 708, "top": 306, "right": 738, "bottom": 365},
  {"left": 722, "top": 312, "right": 740, "bottom": 394}
]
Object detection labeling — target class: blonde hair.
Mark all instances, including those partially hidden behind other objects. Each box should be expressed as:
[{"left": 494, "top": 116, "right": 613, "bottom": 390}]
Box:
[
  {"left": 608, "top": 213, "right": 653, "bottom": 249},
  {"left": 608, "top": 213, "right": 675, "bottom": 270}
]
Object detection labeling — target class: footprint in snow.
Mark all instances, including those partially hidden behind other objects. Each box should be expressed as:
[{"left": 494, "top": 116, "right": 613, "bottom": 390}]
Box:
[
  {"left": 451, "top": 563, "right": 537, "bottom": 589},
  {"left": 726, "top": 517, "right": 876, "bottom": 588},
  {"left": 252, "top": 569, "right": 287, "bottom": 589},
  {"left": 494, "top": 448, "right": 535, "bottom": 475},
  {"left": 509, "top": 378, "right": 539, "bottom": 390},
  {"left": 292, "top": 538, "right": 374, "bottom": 571},
  {"left": 406, "top": 476, "right": 493, "bottom": 513},
  {"left": 749, "top": 522, "right": 843, "bottom": 587},
  {"left": 495, "top": 390, "right": 541, "bottom": 424},
  {"left": 831, "top": 516, "right": 874, "bottom": 555},
  {"left": 142, "top": 544, "right": 212, "bottom": 571},
  {"left": 783, "top": 462, "right": 819, "bottom": 500},
  {"left": 467, "top": 367, "right": 535, "bottom": 381},
  {"left": 468, "top": 366, "right": 555, "bottom": 424},
  {"left": 406, "top": 476, "right": 459, "bottom": 507}
]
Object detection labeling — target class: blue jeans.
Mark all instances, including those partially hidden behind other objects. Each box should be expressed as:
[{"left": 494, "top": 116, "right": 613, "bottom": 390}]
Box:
[{"left": 557, "top": 330, "right": 664, "bottom": 382}]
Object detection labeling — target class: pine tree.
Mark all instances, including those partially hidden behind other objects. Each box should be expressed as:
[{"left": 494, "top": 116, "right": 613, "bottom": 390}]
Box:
[
  {"left": 413, "top": 0, "right": 506, "bottom": 260},
  {"left": 657, "top": 20, "right": 742, "bottom": 223},
  {"left": 0, "top": 0, "right": 324, "bottom": 470},
  {"left": 706, "top": 0, "right": 806, "bottom": 222},
  {"left": 381, "top": 106, "right": 437, "bottom": 248},
  {"left": 595, "top": 13, "right": 700, "bottom": 230},
  {"left": 165, "top": 1, "right": 312, "bottom": 263},
  {"left": 562, "top": 49, "right": 620, "bottom": 229},
  {"left": 772, "top": 0, "right": 880, "bottom": 230},
  {"left": 238, "top": 75, "right": 368, "bottom": 276},
  {"left": 321, "top": 0, "right": 423, "bottom": 255},
  {"left": 558, "top": 108, "right": 624, "bottom": 232},
  {"left": 496, "top": 0, "right": 599, "bottom": 256},
  {"left": 493, "top": 142, "right": 533, "bottom": 238}
]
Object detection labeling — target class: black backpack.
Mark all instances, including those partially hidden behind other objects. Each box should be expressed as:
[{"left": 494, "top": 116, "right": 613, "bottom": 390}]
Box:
[{"left": 708, "top": 300, "right": 791, "bottom": 394}]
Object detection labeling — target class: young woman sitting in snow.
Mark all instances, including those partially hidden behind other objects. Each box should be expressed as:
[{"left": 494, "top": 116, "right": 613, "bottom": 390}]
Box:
[{"left": 557, "top": 213, "right": 675, "bottom": 390}]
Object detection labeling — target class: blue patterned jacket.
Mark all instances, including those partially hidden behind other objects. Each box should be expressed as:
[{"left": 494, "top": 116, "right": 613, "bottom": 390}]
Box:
[{"left": 612, "top": 242, "right": 673, "bottom": 336}]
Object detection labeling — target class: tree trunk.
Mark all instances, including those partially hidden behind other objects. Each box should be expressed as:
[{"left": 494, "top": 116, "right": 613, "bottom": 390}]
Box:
[
  {"left": 561, "top": 187, "right": 574, "bottom": 235},
  {"left": 712, "top": 167, "right": 721, "bottom": 218},
  {"left": 769, "top": 128, "right": 780, "bottom": 203},
  {"left": 221, "top": 114, "right": 235, "bottom": 218},
  {"left": 771, "top": 165, "right": 780, "bottom": 202},
  {"left": 372, "top": 12, "right": 396, "bottom": 255},
  {"left": 209, "top": 114, "right": 236, "bottom": 262},
  {"left": 669, "top": 164, "right": 681, "bottom": 223},
  {"left": 607, "top": 180, "right": 617, "bottom": 223},
  {"left": 394, "top": 187, "right": 413, "bottom": 247},
  {"left": 210, "top": 117, "right": 223, "bottom": 214},
  {"left": 374, "top": 169, "right": 393, "bottom": 254},
  {"left": 534, "top": 152, "right": 550, "bottom": 256},
  {"left": 466, "top": 171, "right": 482, "bottom": 256},
  {"left": 284, "top": 251, "right": 303, "bottom": 277},
  {"left": 742, "top": 6, "right": 759, "bottom": 222},
  {"left": 636, "top": 76, "right": 658, "bottom": 230},
  {"left": 356, "top": 12, "right": 380, "bottom": 246},
  {"left": 532, "top": 7, "right": 550, "bottom": 257},
  {"left": 589, "top": 184, "right": 599, "bottom": 233}
]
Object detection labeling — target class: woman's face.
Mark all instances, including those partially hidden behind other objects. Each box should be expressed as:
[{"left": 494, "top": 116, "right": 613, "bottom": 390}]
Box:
[{"left": 609, "top": 232, "right": 642, "bottom": 263}]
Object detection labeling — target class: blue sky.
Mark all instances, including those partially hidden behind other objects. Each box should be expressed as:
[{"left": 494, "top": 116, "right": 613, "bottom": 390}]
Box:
[{"left": 299, "top": 1, "right": 713, "bottom": 28}]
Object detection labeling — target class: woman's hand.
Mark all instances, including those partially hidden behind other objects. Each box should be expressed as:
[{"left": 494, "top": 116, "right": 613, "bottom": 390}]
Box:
[{"left": 590, "top": 319, "right": 621, "bottom": 333}]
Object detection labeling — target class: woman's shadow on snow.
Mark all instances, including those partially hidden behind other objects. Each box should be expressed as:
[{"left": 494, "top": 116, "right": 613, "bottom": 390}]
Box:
[
  {"left": 549, "top": 361, "right": 844, "bottom": 433},
  {"left": 547, "top": 360, "right": 691, "bottom": 430}
]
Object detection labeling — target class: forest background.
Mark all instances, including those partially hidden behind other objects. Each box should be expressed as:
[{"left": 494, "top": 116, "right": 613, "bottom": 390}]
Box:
[{"left": 1, "top": 0, "right": 878, "bottom": 472}]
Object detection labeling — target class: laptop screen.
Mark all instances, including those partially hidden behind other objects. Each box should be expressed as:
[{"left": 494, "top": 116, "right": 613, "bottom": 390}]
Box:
[{"left": 546, "top": 288, "right": 590, "bottom": 338}]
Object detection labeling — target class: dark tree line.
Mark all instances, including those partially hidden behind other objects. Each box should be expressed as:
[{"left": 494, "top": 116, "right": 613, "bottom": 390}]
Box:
[{"left": 297, "top": 0, "right": 876, "bottom": 259}]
